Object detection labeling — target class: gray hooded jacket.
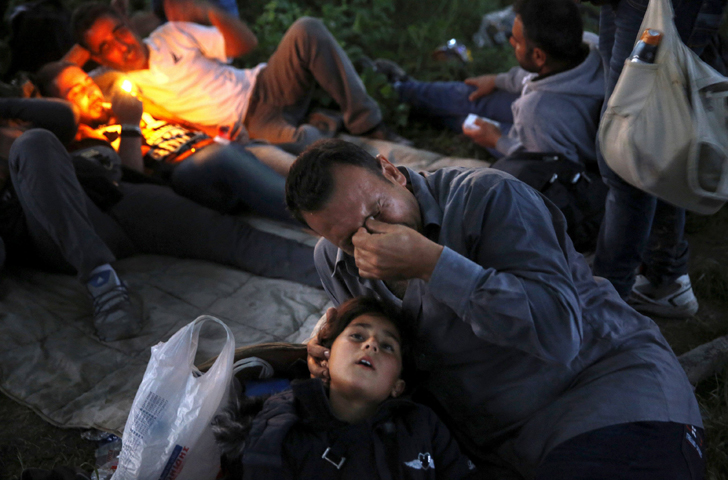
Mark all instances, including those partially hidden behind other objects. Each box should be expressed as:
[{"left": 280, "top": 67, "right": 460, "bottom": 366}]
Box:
[{"left": 495, "top": 33, "right": 604, "bottom": 165}]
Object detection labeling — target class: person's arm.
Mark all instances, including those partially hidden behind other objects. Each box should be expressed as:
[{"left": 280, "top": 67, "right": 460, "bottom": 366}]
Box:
[
  {"left": 164, "top": 0, "right": 257, "bottom": 58},
  {"left": 0, "top": 98, "right": 78, "bottom": 144},
  {"left": 351, "top": 177, "right": 582, "bottom": 365},
  {"left": 494, "top": 66, "right": 531, "bottom": 94},
  {"left": 62, "top": 44, "right": 92, "bottom": 68},
  {"left": 111, "top": 91, "right": 145, "bottom": 172}
]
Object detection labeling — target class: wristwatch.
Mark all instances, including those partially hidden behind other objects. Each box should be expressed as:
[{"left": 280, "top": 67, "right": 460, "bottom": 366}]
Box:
[{"left": 120, "top": 124, "right": 142, "bottom": 137}]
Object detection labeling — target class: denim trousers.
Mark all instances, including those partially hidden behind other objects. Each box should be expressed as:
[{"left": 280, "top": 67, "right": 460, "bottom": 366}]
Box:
[
  {"left": 395, "top": 79, "right": 518, "bottom": 134},
  {"left": 7, "top": 129, "right": 319, "bottom": 286},
  {"left": 592, "top": 0, "right": 724, "bottom": 297},
  {"left": 171, "top": 142, "right": 295, "bottom": 224}
]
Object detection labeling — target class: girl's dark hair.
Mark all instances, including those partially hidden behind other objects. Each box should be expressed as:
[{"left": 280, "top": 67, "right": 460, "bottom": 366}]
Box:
[{"left": 317, "top": 296, "right": 415, "bottom": 383}]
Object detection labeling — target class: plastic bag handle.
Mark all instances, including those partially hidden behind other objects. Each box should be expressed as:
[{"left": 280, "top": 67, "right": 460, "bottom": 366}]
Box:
[{"left": 189, "top": 315, "right": 235, "bottom": 380}]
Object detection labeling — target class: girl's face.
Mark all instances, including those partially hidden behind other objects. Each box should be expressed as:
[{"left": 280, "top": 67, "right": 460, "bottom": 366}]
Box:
[{"left": 328, "top": 314, "right": 406, "bottom": 404}]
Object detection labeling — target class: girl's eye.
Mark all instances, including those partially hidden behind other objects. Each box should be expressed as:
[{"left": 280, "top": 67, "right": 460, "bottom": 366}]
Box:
[
  {"left": 382, "top": 343, "right": 395, "bottom": 352},
  {"left": 350, "top": 333, "right": 364, "bottom": 341}
]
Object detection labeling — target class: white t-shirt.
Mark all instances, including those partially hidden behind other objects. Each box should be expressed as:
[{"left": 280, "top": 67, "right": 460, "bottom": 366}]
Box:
[{"left": 127, "top": 22, "right": 265, "bottom": 127}]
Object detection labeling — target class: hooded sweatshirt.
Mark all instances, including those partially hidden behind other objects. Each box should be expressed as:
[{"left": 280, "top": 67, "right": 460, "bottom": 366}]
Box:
[{"left": 494, "top": 33, "right": 604, "bottom": 165}]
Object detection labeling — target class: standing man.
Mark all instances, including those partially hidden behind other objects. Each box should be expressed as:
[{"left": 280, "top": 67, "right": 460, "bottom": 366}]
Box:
[
  {"left": 587, "top": 0, "right": 725, "bottom": 317},
  {"left": 68, "top": 2, "right": 408, "bottom": 147},
  {"left": 285, "top": 138, "right": 704, "bottom": 479}
]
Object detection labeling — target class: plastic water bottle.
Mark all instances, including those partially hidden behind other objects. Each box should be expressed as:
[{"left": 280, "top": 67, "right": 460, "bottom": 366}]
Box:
[{"left": 630, "top": 29, "right": 663, "bottom": 64}]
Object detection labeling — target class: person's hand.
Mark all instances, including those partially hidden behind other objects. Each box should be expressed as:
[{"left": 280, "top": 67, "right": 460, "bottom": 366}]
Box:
[
  {"left": 464, "top": 74, "right": 497, "bottom": 102},
  {"left": 352, "top": 217, "right": 443, "bottom": 281},
  {"left": 463, "top": 117, "right": 502, "bottom": 149},
  {"left": 111, "top": 90, "right": 144, "bottom": 126},
  {"left": 164, "top": 0, "right": 211, "bottom": 24},
  {"left": 307, "top": 307, "right": 336, "bottom": 380}
]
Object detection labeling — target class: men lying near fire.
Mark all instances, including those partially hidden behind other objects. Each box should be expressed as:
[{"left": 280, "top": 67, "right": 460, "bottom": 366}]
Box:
[
  {"left": 213, "top": 296, "right": 478, "bottom": 479},
  {"left": 372, "top": 0, "right": 603, "bottom": 165},
  {"left": 66, "top": 1, "right": 409, "bottom": 148},
  {"left": 36, "top": 61, "right": 296, "bottom": 222},
  {"left": 0, "top": 98, "right": 318, "bottom": 342},
  {"left": 287, "top": 139, "right": 704, "bottom": 480}
]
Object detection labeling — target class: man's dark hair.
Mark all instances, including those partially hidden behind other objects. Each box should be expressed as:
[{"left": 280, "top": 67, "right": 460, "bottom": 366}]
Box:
[
  {"left": 513, "top": 0, "right": 584, "bottom": 63},
  {"left": 317, "top": 296, "right": 415, "bottom": 383},
  {"left": 71, "top": 2, "right": 124, "bottom": 49},
  {"left": 34, "top": 61, "right": 75, "bottom": 97},
  {"left": 285, "top": 138, "right": 384, "bottom": 226}
]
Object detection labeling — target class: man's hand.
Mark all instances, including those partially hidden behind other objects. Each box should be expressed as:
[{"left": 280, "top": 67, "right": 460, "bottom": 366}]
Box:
[
  {"left": 164, "top": 0, "right": 211, "bottom": 24},
  {"left": 352, "top": 218, "right": 443, "bottom": 281},
  {"left": 307, "top": 307, "right": 336, "bottom": 380},
  {"left": 111, "top": 91, "right": 144, "bottom": 126},
  {"left": 463, "top": 117, "right": 502, "bottom": 149},
  {"left": 464, "top": 74, "right": 497, "bottom": 102}
]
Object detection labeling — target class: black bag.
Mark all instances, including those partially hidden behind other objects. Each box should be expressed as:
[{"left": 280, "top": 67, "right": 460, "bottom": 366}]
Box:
[{"left": 491, "top": 152, "right": 607, "bottom": 253}]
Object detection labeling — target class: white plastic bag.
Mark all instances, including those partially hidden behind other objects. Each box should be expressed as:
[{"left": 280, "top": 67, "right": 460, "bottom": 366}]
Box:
[
  {"left": 598, "top": 0, "right": 728, "bottom": 214},
  {"left": 112, "top": 316, "right": 235, "bottom": 480}
]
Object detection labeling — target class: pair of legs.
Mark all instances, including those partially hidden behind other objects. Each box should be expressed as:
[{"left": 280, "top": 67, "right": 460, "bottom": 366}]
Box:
[
  {"left": 244, "top": 17, "right": 383, "bottom": 146},
  {"left": 592, "top": 0, "right": 724, "bottom": 300},
  {"left": 536, "top": 421, "right": 704, "bottom": 480},
  {"left": 7, "top": 130, "right": 319, "bottom": 339},
  {"left": 394, "top": 79, "right": 517, "bottom": 134},
  {"left": 8, "top": 129, "right": 318, "bottom": 285},
  {"left": 170, "top": 141, "right": 296, "bottom": 224}
]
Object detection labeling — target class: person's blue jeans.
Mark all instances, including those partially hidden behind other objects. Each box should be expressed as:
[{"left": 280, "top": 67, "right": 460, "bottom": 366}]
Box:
[
  {"left": 592, "top": 0, "right": 724, "bottom": 297},
  {"left": 394, "top": 79, "right": 518, "bottom": 133},
  {"left": 171, "top": 142, "right": 293, "bottom": 224}
]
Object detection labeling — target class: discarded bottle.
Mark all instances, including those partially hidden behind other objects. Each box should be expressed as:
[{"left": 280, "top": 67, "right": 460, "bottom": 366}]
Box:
[{"left": 630, "top": 29, "right": 663, "bottom": 64}]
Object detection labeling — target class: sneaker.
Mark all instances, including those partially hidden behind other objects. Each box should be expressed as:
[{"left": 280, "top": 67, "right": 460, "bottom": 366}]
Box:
[
  {"left": 363, "top": 123, "right": 414, "bottom": 146},
  {"left": 372, "top": 58, "right": 410, "bottom": 83},
  {"left": 87, "top": 268, "right": 143, "bottom": 341},
  {"left": 627, "top": 274, "right": 699, "bottom": 318}
]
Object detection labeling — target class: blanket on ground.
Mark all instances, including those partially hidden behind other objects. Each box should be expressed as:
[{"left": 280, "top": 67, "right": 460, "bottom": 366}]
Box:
[{"left": 0, "top": 138, "right": 487, "bottom": 435}]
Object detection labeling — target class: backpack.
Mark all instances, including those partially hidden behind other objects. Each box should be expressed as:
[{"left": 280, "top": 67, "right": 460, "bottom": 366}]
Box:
[{"left": 491, "top": 152, "right": 607, "bottom": 253}]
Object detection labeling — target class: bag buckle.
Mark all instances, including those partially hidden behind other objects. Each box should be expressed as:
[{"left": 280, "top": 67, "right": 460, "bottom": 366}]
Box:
[{"left": 322, "top": 447, "right": 346, "bottom": 469}]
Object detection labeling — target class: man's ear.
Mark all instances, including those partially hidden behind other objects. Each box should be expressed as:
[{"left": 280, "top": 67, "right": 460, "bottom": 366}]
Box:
[
  {"left": 532, "top": 47, "right": 548, "bottom": 70},
  {"left": 391, "top": 379, "right": 406, "bottom": 398},
  {"left": 376, "top": 154, "right": 407, "bottom": 187}
]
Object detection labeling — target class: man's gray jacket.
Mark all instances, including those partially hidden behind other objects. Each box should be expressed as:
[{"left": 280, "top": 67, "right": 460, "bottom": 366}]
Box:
[{"left": 314, "top": 166, "right": 702, "bottom": 479}]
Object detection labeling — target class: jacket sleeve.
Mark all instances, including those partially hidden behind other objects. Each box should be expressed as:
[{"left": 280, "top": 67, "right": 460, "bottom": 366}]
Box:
[
  {"left": 427, "top": 178, "right": 582, "bottom": 365},
  {"left": 0, "top": 98, "right": 77, "bottom": 145},
  {"left": 494, "top": 66, "right": 530, "bottom": 94}
]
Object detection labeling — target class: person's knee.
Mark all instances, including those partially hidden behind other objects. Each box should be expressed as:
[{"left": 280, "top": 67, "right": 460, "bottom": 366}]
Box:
[
  {"left": 287, "top": 16, "right": 330, "bottom": 43},
  {"left": 8, "top": 129, "right": 65, "bottom": 171}
]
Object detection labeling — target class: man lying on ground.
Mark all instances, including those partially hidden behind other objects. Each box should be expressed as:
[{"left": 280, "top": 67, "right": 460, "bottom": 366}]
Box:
[
  {"left": 375, "top": 0, "right": 603, "bottom": 165},
  {"left": 36, "top": 61, "right": 296, "bottom": 222},
  {"left": 286, "top": 138, "right": 704, "bottom": 479},
  {"left": 67, "top": 1, "right": 409, "bottom": 148},
  {"left": 0, "top": 98, "right": 318, "bottom": 342}
]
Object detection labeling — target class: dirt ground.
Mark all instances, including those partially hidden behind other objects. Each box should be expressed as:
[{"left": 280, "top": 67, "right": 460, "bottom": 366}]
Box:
[{"left": 1, "top": 207, "right": 727, "bottom": 480}]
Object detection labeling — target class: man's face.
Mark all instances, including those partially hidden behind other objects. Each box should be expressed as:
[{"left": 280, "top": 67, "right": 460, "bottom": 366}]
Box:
[
  {"left": 83, "top": 15, "right": 148, "bottom": 72},
  {"left": 302, "top": 160, "right": 422, "bottom": 256},
  {"left": 510, "top": 15, "right": 539, "bottom": 73},
  {"left": 55, "top": 66, "right": 111, "bottom": 127},
  {"left": 328, "top": 313, "right": 405, "bottom": 403}
]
